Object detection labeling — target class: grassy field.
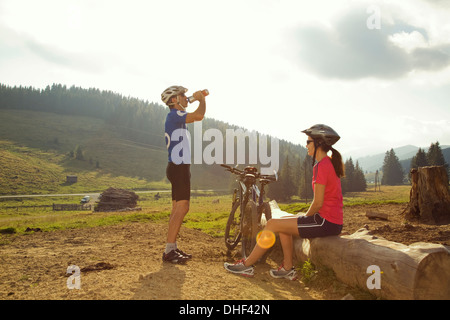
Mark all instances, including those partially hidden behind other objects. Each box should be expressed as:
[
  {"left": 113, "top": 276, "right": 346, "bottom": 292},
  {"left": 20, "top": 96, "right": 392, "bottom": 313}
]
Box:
[
  {"left": 0, "top": 109, "right": 171, "bottom": 195},
  {"left": 280, "top": 185, "right": 411, "bottom": 214},
  {"left": 0, "top": 191, "right": 229, "bottom": 237},
  {"left": 0, "top": 140, "right": 170, "bottom": 195},
  {"left": 0, "top": 186, "right": 411, "bottom": 239}
]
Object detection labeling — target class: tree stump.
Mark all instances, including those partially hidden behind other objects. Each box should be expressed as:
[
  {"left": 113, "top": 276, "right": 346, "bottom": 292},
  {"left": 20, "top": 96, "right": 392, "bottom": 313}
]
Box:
[{"left": 403, "top": 166, "right": 450, "bottom": 224}]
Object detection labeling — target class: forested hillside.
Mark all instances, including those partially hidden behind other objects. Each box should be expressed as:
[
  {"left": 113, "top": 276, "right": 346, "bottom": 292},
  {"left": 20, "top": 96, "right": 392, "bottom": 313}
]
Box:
[{"left": 0, "top": 83, "right": 306, "bottom": 196}]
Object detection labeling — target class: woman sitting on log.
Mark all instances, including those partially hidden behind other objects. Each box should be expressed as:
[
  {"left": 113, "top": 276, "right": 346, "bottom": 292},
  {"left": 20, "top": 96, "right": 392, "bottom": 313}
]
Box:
[{"left": 224, "top": 124, "right": 345, "bottom": 280}]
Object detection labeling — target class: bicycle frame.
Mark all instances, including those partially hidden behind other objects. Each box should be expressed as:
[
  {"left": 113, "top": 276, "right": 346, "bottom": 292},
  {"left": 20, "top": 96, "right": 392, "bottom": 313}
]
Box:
[
  {"left": 236, "top": 175, "right": 258, "bottom": 206},
  {"left": 221, "top": 164, "right": 277, "bottom": 257},
  {"left": 237, "top": 179, "right": 267, "bottom": 208}
]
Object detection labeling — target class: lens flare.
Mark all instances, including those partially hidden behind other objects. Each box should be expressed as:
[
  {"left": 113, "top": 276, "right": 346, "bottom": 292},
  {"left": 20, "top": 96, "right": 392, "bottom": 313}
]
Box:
[{"left": 256, "top": 230, "right": 276, "bottom": 249}]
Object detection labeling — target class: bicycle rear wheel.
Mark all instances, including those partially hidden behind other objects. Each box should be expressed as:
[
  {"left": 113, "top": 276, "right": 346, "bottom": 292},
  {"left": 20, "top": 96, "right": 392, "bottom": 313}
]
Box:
[
  {"left": 241, "top": 200, "right": 258, "bottom": 259},
  {"left": 224, "top": 200, "right": 241, "bottom": 250}
]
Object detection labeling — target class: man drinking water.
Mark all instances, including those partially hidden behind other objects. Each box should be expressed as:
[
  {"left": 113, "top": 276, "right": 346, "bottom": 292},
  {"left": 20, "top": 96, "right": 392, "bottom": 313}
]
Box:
[{"left": 161, "top": 85, "right": 207, "bottom": 264}]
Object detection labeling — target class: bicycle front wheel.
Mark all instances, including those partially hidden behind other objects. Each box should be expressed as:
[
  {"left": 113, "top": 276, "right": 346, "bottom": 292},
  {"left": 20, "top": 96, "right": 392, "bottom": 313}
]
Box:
[
  {"left": 241, "top": 200, "right": 258, "bottom": 259},
  {"left": 224, "top": 200, "right": 241, "bottom": 250}
]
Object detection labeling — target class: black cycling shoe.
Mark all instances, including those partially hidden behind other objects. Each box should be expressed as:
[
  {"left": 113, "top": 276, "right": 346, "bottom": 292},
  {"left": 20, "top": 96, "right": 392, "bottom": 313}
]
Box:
[{"left": 162, "top": 249, "right": 189, "bottom": 264}]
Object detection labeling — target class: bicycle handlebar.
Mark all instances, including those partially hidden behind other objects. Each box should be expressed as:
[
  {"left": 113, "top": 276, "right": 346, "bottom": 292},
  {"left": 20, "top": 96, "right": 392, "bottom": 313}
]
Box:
[
  {"left": 220, "top": 164, "right": 277, "bottom": 182},
  {"left": 220, "top": 164, "right": 244, "bottom": 176}
]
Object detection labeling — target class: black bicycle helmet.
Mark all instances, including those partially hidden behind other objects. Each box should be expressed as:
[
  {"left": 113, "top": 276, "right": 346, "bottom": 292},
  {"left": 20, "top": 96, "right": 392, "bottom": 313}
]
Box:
[
  {"left": 302, "top": 124, "right": 341, "bottom": 167},
  {"left": 301, "top": 124, "right": 340, "bottom": 146}
]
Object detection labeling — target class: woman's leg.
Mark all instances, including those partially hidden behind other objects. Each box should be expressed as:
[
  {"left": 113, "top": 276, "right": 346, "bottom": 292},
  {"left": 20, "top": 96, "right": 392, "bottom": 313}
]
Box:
[
  {"left": 279, "top": 232, "right": 294, "bottom": 270},
  {"left": 244, "top": 217, "right": 299, "bottom": 267}
]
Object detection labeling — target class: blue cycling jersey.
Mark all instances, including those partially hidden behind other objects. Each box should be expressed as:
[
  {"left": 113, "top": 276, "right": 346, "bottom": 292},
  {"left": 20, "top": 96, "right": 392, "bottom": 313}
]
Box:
[{"left": 164, "top": 109, "right": 191, "bottom": 164}]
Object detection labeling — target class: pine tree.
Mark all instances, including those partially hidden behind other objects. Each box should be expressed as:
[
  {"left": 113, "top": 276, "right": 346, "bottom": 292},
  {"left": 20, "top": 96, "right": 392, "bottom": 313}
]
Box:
[
  {"left": 280, "top": 156, "right": 296, "bottom": 201},
  {"left": 292, "top": 157, "right": 302, "bottom": 197},
  {"left": 427, "top": 141, "right": 449, "bottom": 183},
  {"left": 427, "top": 142, "right": 447, "bottom": 167},
  {"left": 298, "top": 156, "right": 313, "bottom": 200},
  {"left": 341, "top": 158, "right": 366, "bottom": 192},
  {"left": 409, "top": 148, "right": 429, "bottom": 180},
  {"left": 74, "top": 145, "right": 84, "bottom": 161},
  {"left": 342, "top": 158, "right": 355, "bottom": 193},
  {"left": 353, "top": 161, "right": 367, "bottom": 191},
  {"left": 381, "top": 149, "right": 404, "bottom": 185},
  {"left": 411, "top": 148, "right": 429, "bottom": 169},
  {"left": 267, "top": 165, "right": 285, "bottom": 202}
]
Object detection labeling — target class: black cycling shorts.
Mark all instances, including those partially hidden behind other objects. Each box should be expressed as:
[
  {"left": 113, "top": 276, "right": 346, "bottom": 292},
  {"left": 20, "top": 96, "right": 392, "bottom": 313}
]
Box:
[
  {"left": 297, "top": 213, "right": 342, "bottom": 238},
  {"left": 166, "top": 162, "right": 191, "bottom": 201}
]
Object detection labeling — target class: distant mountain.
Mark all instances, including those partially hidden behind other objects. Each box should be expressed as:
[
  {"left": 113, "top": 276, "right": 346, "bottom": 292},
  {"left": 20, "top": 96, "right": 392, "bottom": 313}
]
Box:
[{"left": 356, "top": 145, "right": 450, "bottom": 173}]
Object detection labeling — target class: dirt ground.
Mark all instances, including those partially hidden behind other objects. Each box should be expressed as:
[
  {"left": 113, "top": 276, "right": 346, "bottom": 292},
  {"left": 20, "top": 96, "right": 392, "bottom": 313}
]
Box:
[{"left": 0, "top": 203, "right": 449, "bottom": 300}]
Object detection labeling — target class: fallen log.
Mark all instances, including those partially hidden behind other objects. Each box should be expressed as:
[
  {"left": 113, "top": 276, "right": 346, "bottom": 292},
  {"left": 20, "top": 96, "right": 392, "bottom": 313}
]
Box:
[
  {"left": 294, "top": 228, "right": 450, "bottom": 300},
  {"left": 366, "top": 210, "right": 388, "bottom": 221},
  {"left": 268, "top": 201, "right": 450, "bottom": 300}
]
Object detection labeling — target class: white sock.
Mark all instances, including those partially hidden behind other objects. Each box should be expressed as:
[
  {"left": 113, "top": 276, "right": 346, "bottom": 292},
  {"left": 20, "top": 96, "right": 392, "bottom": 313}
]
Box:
[{"left": 165, "top": 242, "right": 177, "bottom": 254}]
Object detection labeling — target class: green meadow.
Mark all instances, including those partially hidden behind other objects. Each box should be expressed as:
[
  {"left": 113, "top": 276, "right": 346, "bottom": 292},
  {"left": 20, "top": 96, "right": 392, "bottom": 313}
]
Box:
[{"left": 0, "top": 186, "right": 410, "bottom": 239}]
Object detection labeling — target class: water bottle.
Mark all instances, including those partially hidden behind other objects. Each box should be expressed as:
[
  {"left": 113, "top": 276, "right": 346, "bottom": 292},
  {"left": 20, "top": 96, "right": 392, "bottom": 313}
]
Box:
[{"left": 188, "top": 89, "right": 209, "bottom": 103}]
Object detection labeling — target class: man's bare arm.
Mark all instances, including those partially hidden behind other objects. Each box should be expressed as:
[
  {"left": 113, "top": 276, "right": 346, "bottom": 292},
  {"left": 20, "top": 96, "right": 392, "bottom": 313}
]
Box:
[{"left": 186, "top": 91, "right": 206, "bottom": 123}]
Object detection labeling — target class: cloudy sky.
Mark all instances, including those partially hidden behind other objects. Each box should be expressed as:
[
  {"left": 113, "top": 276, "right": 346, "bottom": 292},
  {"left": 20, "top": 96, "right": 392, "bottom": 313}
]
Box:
[{"left": 1, "top": 0, "right": 449, "bottom": 159}]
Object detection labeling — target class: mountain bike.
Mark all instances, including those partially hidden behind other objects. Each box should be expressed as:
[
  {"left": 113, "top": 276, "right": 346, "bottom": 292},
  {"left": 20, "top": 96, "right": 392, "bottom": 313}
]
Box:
[{"left": 220, "top": 164, "right": 277, "bottom": 259}]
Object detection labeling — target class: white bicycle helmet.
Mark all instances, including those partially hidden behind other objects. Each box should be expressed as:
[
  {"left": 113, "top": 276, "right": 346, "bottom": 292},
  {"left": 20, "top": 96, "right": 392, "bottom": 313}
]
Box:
[{"left": 161, "top": 85, "right": 188, "bottom": 106}]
